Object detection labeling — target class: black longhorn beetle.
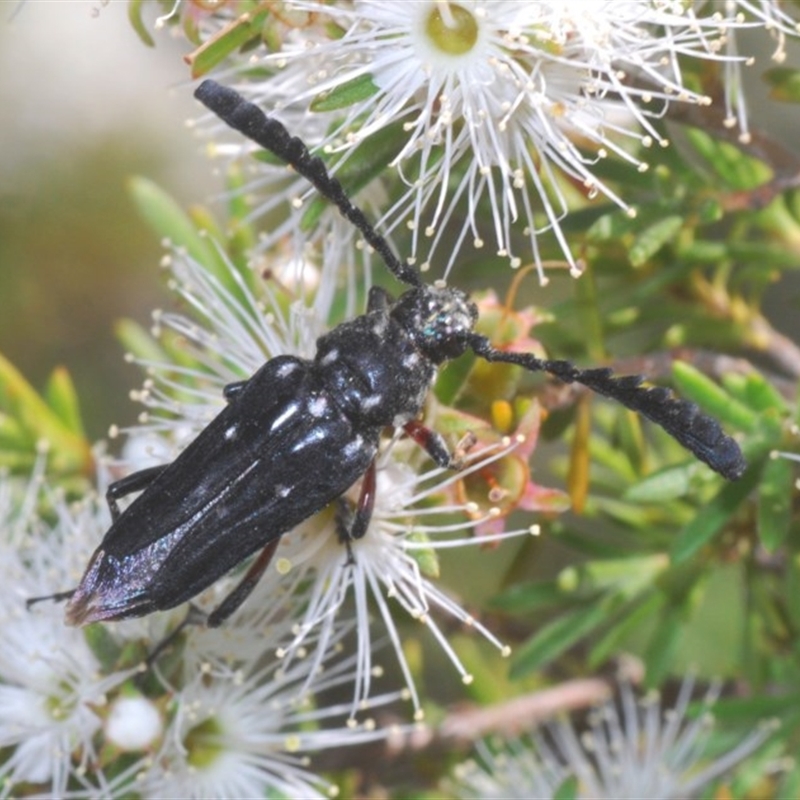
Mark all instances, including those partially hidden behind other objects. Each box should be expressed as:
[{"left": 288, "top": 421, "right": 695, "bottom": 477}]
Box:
[{"left": 31, "top": 80, "right": 746, "bottom": 631}]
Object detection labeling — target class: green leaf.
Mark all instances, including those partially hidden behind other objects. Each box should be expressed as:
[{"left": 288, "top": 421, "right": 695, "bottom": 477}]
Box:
[
  {"left": 185, "top": 11, "right": 270, "bottom": 77},
  {"left": 623, "top": 463, "right": 693, "bottom": 502},
  {"left": 582, "top": 554, "right": 668, "bottom": 599},
  {"left": 553, "top": 776, "right": 579, "bottom": 800},
  {"left": 728, "top": 240, "right": 800, "bottom": 270},
  {"left": 510, "top": 599, "right": 613, "bottom": 678},
  {"left": 589, "top": 591, "right": 665, "bottom": 668},
  {"left": 490, "top": 580, "right": 565, "bottom": 614},
  {"left": 115, "top": 319, "right": 167, "bottom": 365},
  {"left": 671, "top": 361, "right": 758, "bottom": 433},
  {"left": 764, "top": 66, "right": 800, "bottom": 103},
  {"left": 128, "top": 177, "right": 232, "bottom": 289},
  {"left": 671, "top": 464, "right": 761, "bottom": 563},
  {"left": 84, "top": 623, "right": 123, "bottom": 673},
  {"left": 128, "top": 0, "right": 155, "bottom": 47},
  {"left": 628, "top": 215, "right": 684, "bottom": 267},
  {"left": 44, "top": 367, "right": 85, "bottom": 437},
  {"left": 0, "top": 353, "right": 91, "bottom": 476},
  {"left": 311, "top": 73, "right": 381, "bottom": 111},
  {"left": 643, "top": 603, "right": 682, "bottom": 686},
  {"left": 585, "top": 208, "right": 641, "bottom": 242},
  {"left": 407, "top": 531, "right": 440, "bottom": 579},
  {"left": 684, "top": 128, "right": 770, "bottom": 189},
  {"left": 128, "top": 176, "right": 213, "bottom": 261},
  {"left": 758, "top": 455, "right": 794, "bottom": 552},
  {"left": 678, "top": 240, "right": 727, "bottom": 262},
  {"left": 722, "top": 371, "right": 789, "bottom": 414}
]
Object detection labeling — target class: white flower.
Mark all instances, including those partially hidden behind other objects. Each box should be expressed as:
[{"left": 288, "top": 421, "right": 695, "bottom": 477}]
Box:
[
  {"left": 220, "top": 0, "right": 776, "bottom": 281},
  {"left": 0, "top": 465, "right": 138, "bottom": 798},
  {"left": 449, "top": 676, "right": 776, "bottom": 800},
  {"left": 268, "top": 452, "right": 540, "bottom": 719},
  {"left": 136, "top": 652, "right": 404, "bottom": 800}
]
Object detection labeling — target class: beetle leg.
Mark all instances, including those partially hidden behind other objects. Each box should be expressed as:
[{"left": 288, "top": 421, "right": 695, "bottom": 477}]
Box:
[
  {"left": 206, "top": 538, "right": 282, "bottom": 628},
  {"left": 336, "top": 459, "right": 377, "bottom": 552},
  {"left": 142, "top": 603, "right": 208, "bottom": 669},
  {"left": 223, "top": 380, "right": 248, "bottom": 401},
  {"left": 403, "top": 420, "right": 476, "bottom": 470},
  {"left": 106, "top": 465, "right": 169, "bottom": 521}
]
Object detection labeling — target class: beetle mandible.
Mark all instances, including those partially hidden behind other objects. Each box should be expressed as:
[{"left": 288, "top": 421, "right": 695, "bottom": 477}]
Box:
[{"left": 34, "top": 80, "right": 746, "bottom": 630}]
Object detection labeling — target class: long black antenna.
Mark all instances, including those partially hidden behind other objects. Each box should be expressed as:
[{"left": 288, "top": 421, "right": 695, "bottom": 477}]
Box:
[
  {"left": 195, "top": 79, "right": 745, "bottom": 481},
  {"left": 194, "top": 79, "right": 421, "bottom": 288},
  {"left": 469, "top": 334, "right": 746, "bottom": 480}
]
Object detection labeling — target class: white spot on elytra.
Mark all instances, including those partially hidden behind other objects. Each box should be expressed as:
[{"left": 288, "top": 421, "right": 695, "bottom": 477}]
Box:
[
  {"left": 320, "top": 349, "right": 339, "bottom": 366},
  {"left": 343, "top": 435, "right": 364, "bottom": 458},
  {"left": 362, "top": 395, "right": 382, "bottom": 410},
  {"left": 402, "top": 352, "right": 420, "bottom": 369},
  {"left": 276, "top": 361, "right": 298, "bottom": 378},
  {"left": 275, "top": 485, "right": 290, "bottom": 499},
  {"left": 309, "top": 396, "right": 328, "bottom": 417},
  {"left": 224, "top": 425, "right": 238, "bottom": 441}
]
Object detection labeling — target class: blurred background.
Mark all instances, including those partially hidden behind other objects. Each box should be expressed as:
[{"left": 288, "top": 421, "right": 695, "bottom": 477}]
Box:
[
  {"left": 1, "top": 2, "right": 799, "bottom": 446},
  {"left": 0, "top": 1, "right": 213, "bottom": 441}
]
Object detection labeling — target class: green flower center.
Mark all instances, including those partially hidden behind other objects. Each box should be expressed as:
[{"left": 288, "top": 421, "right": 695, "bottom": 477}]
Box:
[
  {"left": 425, "top": 3, "right": 479, "bottom": 56},
  {"left": 46, "top": 683, "right": 77, "bottom": 721},
  {"left": 185, "top": 717, "right": 224, "bottom": 768}
]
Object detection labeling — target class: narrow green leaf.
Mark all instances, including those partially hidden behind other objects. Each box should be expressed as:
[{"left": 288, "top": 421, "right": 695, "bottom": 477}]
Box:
[
  {"left": 449, "top": 635, "right": 511, "bottom": 705},
  {"left": 114, "top": 319, "right": 167, "bottom": 365},
  {"left": 707, "top": 692, "right": 800, "bottom": 721},
  {"left": 671, "top": 465, "right": 761, "bottom": 563},
  {"left": 128, "top": 177, "right": 211, "bottom": 261},
  {"left": 0, "top": 353, "right": 91, "bottom": 475},
  {"left": 407, "top": 531, "right": 440, "bottom": 579},
  {"left": 0, "top": 413, "right": 29, "bottom": 452},
  {"left": 127, "top": 0, "right": 155, "bottom": 47},
  {"left": 582, "top": 554, "right": 668, "bottom": 599},
  {"left": 45, "top": 367, "right": 85, "bottom": 437},
  {"left": 185, "top": 11, "right": 269, "bottom": 78},
  {"left": 624, "top": 464, "right": 693, "bottom": 502},
  {"left": 671, "top": 361, "right": 758, "bottom": 433},
  {"left": 585, "top": 208, "right": 641, "bottom": 241},
  {"left": 643, "top": 604, "right": 682, "bottom": 686},
  {"left": 84, "top": 623, "right": 123, "bottom": 673},
  {"left": 589, "top": 592, "right": 664, "bottom": 668},
  {"left": 685, "top": 128, "right": 770, "bottom": 189},
  {"left": 678, "top": 240, "right": 727, "bottom": 262},
  {"left": 628, "top": 215, "right": 683, "bottom": 267},
  {"left": 311, "top": 73, "right": 380, "bottom": 111},
  {"left": 490, "top": 580, "right": 565, "bottom": 614},
  {"left": 128, "top": 177, "right": 230, "bottom": 286},
  {"left": 728, "top": 240, "right": 800, "bottom": 270},
  {"left": 722, "top": 371, "right": 789, "bottom": 414},
  {"left": 553, "top": 776, "right": 579, "bottom": 800},
  {"left": 758, "top": 455, "right": 794, "bottom": 552},
  {"left": 510, "top": 599, "right": 613, "bottom": 678}
]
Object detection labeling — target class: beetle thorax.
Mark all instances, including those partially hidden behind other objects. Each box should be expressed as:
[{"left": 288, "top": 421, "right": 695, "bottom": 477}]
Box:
[{"left": 390, "top": 285, "right": 478, "bottom": 363}]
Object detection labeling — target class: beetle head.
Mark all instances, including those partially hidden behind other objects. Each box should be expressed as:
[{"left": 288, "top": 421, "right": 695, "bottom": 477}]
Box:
[{"left": 391, "top": 284, "right": 478, "bottom": 363}]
